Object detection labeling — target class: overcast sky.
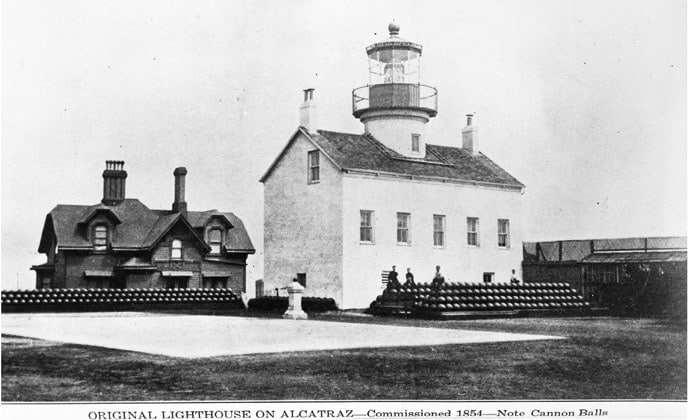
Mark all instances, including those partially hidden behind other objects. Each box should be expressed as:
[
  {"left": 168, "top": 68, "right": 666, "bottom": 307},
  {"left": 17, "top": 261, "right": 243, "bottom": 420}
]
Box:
[{"left": 2, "top": 0, "right": 686, "bottom": 289}]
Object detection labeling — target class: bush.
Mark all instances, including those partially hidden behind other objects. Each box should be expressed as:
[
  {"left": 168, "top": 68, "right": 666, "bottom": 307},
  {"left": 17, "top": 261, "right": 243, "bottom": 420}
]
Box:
[
  {"left": 248, "top": 296, "right": 337, "bottom": 312},
  {"left": 600, "top": 279, "right": 687, "bottom": 321}
]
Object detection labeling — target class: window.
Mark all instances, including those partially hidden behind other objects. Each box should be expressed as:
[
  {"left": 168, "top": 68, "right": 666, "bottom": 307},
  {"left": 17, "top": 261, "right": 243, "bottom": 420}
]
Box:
[
  {"left": 166, "top": 278, "right": 188, "bottom": 289},
  {"left": 171, "top": 239, "right": 182, "bottom": 259},
  {"left": 411, "top": 134, "right": 420, "bottom": 152},
  {"left": 296, "top": 273, "right": 307, "bottom": 288},
  {"left": 203, "top": 276, "right": 227, "bottom": 289},
  {"left": 467, "top": 217, "right": 479, "bottom": 246},
  {"left": 94, "top": 225, "right": 108, "bottom": 251},
  {"left": 308, "top": 150, "right": 320, "bottom": 183},
  {"left": 498, "top": 219, "right": 510, "bottom": 248},
  {"left": 87, "top": 277, "right": 116, "bottom": 289},
  {"left": 433, "top": 215, "right": 445, "bottom": 247},
  {"left": 41, "top": 277, "right": 52, "bottom": 289},
  {"left": 209, "top": 228, "right": 222, "bottom": 254},
  {"left": 360, "top": 210, "right": 374, "bottom": 243},
  {"left": 483, "top": 272, "right": 494, "bottom": 283},
  {"left": 397, "top": 213, "right": 411, "bottom": 244}
]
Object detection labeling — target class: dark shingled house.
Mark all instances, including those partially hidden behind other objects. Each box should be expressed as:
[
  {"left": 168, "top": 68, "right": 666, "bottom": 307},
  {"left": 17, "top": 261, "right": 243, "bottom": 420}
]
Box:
[
  {"left": 523, "top": 237, "right": 687, "bottom": 316},
  {"left": 31, "top": 161, "right": 254, "bottom": 291}
]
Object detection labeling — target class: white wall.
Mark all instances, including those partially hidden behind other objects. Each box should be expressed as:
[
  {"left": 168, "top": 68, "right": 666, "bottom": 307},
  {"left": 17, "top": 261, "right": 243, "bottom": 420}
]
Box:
[
  {"left": 341, "top": 174, "right": 523, "bottom": 308},
  {"left": 364, "top": 113, "right": 428, "bottom": 158},
  {"left": 263, "top": 132, "right": 344, "bottom": 302}
]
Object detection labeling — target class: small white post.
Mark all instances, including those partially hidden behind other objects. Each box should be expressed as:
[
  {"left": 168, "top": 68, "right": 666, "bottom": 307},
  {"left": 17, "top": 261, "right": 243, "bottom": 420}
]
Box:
[{"left": 283, "top": 279, "right": 308, "bottom": 320}]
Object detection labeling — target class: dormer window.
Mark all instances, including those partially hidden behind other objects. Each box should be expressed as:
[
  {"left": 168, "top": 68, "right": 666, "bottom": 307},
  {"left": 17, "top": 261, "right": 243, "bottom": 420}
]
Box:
[
  {"left": 209, "top": 228, "right": 223, "bottom": 254},
  {"left": 94, "top": 225, "right": 108, "bottom": 252},
  {"left": 171, "top": 239, "right": 182, "bottom": 259}
]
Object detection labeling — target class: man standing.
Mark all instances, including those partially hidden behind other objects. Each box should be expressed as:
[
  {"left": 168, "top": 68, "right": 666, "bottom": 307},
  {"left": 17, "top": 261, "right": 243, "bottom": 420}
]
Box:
[
  {"left": 386, "top": 265, "right": 400, "bottom": 289},
  {"left": 404, "top": 268, "right": 415, "bottom": 287}
]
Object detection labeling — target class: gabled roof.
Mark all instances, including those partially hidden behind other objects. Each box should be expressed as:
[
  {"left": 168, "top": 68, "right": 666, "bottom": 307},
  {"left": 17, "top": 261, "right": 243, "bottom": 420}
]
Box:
[
  {"left": 259, "top": 128, "right": 342, "bottom": 183},
  {"left": 260, "top": 128, "right": 524, "bottom": 188},
  {"left": 38, "top": 198, "right": 255, "bottom": 254},
  {"left": 76, "top": 205, "right": 122, "bottom": 226},
  {"left": 186, "top": 210, "right": 254, "bottom": 253},
  {"left": 187, "top": 211, "right": 234, "bottom": 229},
  {"left": 141, "top": 213, "right": 210, "bottom": 252}
]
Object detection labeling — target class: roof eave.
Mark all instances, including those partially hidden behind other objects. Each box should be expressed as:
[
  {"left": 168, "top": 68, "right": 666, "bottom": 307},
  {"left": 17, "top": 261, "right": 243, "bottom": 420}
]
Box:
[
  {"left": 341, "top": 168, "right": 525, "bottom": 190},
  {"left": 225, "top": 249, "right": 256, "bottom": 254},
  {"left": 30, "top": 264, "right": 55, "bottom": 271},
  {"left": 58, "top": 246, "right": 95, "bottom": 251}
]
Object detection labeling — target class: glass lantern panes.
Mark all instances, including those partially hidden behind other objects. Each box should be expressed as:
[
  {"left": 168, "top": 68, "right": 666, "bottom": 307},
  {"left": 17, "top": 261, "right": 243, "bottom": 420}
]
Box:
[{"left": 368, "top": 48, "right": 421, "bottom": 85}]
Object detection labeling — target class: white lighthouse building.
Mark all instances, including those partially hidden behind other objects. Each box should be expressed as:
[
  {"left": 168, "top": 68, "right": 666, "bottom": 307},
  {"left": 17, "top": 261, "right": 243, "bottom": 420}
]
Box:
[{"left": 261, "top": 23, "right": 525, "bottom": 309}]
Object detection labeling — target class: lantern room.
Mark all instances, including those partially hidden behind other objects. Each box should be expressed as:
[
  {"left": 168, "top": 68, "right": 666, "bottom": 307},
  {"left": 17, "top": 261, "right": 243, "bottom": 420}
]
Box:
[
  {"left": 352, "top": 22, "right": 438, "bottom": 158},
  {"left": 366, "top": 22, "right": 422, "bottom": 85}
]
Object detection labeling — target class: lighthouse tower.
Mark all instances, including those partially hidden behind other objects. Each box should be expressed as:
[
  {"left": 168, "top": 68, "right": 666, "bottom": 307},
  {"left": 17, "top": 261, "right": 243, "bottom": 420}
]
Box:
[
  {"left": 262, "top": 21, "right": 525, "bottom": 309},
  {"left": 352, "top": 22, "right": 438, "bottom": 158}
]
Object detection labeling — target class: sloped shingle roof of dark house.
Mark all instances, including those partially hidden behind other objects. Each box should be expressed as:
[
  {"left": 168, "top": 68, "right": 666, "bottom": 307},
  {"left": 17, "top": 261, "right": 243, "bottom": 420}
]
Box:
[
  {"left": 523, "top": 236, "right": 687, "bottom": 264},
  {"left": 260, "top": 128, "right": 524, "bottom": 188},
  {"left": 38, "top": 199, "right": 254, "bottom": 254}
]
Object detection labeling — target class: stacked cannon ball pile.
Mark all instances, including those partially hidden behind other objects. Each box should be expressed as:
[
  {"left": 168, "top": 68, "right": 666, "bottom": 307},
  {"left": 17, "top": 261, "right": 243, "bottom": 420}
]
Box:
[
  {"left": 1, "top": 288, "right": 244, "bottom": 313},
  {"left": 369, "top": 282, "right": 591, "bottom": 318}
]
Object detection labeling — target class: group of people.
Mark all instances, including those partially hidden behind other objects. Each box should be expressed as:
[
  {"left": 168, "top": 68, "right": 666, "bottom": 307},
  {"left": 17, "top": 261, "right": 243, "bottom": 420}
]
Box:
[
  {"left": 385, "top": 265, "right": 446, "bottom": 290},
  {"left": 385, "top": 265, "right": 520, "bottom": 289}
]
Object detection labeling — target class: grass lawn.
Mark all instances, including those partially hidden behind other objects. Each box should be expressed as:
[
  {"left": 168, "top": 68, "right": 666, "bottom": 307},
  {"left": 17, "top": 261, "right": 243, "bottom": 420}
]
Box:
[{"left": 2, "top": 314, "right": 686, "bottom": 401}]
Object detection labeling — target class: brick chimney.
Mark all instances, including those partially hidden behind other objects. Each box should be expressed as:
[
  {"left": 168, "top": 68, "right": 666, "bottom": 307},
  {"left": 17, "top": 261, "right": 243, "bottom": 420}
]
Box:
[
  {"left": 102, "top": 160, "right": 127, "bottom": 205},
  {"left": 299, "top": 88, "right": 318, "bottom": 134},
  {"left": 172, "top": 167, "right": 187, "bottom": 216},
  {"left": 462, "top": 114, "right": 480, "bottom": 155}
]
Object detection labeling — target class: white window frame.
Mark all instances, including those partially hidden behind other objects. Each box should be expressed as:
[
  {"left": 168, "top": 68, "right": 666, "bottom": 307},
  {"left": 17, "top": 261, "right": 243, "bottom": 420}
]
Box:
[
  {"left": 171, "top": 239, "right": 183, "bottom": 260},
  {"left": 467, "top": 217, "right": 479, "bottom": 247},
  {"left": 433, "top": 214, "right": 446, "bottom": 248},
  {"left": 307, "top": 150, "right": 320, "bottom": 184},
  {"left": 360, "top": 210, "right": 374, "bottom": 243},
  {"left": 498, "top": 219, "right": 510, "bottom": 249},
  {"left": 93, "top": 224, "right": 108, "bottom": 252},
  {"left": 397, "top": 212, "right": 411, "bottom": 245},
  {"left": 208, "top": 228, "right": 223, "bottom": 254}
]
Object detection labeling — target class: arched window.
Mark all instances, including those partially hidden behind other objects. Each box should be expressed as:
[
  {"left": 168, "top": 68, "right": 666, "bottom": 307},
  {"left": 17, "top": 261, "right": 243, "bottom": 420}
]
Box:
[
  {"left": 171, "top": 239, "right": 182, "bottom": 259},
  {"left": 209, "top": 228, "right": 222, "bottom": 254},
  {"left": 94, "top": 225, "right": 108, "bottom": 251}
]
